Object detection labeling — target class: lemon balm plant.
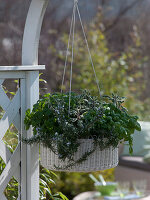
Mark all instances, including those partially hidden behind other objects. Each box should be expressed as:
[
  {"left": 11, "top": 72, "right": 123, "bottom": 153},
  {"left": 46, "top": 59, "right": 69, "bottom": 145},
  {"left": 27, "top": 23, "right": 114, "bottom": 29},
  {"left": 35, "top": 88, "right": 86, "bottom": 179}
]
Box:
[{"left": 23, "top": 90, "right": 141, "bottom": 171}]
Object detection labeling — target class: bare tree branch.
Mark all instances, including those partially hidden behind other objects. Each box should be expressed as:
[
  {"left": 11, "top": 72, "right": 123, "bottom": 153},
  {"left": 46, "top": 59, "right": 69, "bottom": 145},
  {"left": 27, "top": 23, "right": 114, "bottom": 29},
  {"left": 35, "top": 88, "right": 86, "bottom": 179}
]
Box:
[
  {"left": 105, "top": 0, "right": 145, "bottom": 32},
  {"left": 101, "top": 0, "right": 106, "bottom": 6}
]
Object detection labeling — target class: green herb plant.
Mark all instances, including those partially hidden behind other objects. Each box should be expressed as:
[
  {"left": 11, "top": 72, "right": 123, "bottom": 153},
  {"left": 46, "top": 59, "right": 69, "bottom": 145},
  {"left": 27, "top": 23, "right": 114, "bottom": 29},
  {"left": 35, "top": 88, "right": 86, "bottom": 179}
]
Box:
[{"left": 23, "top": 90, "right": 141, "bottom": 169}]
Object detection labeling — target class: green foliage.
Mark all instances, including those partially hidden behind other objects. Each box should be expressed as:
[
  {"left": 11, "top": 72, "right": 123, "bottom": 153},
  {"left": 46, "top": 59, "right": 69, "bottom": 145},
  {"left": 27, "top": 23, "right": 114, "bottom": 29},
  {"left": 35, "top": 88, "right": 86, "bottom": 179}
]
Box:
[
  {"left": 4, "top": 178, "right": 18, "bottom": 200},
  {"left": 23, "top": 90, "right": 141, "bottom": 169},
  {"left": 73, "top": 25, "right": 148, "bottom": 120},
  {"left": 40, "top": 167, "right": 68, "bottom": 200},
  {"left": 0, "top": 157, "right": 5, "bottom": 175},
  {"left": 0, "top": 154, "right": 68, "bottom": 200},
  {"left": 0, "top": 106, "right": 4, "bottom": 120},
  {"left": 53, "top": 11, "right": 149, "bottom": 121},
  {"left": 52, "top": 169, "right": 114, "bottom": 200},
  {"left": 39, "top": 73, "right": 48, "bottom": 96},
  {"left": 3, "top": 125, "right": 18, "bottom": 152}
]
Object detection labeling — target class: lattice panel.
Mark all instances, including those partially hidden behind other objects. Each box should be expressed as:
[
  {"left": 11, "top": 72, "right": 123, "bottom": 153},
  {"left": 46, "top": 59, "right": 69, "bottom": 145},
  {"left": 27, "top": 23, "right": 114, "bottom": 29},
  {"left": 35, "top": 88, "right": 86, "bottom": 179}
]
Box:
[
  {"left": 0, "top": 78, "right": 21, "bottom": 200},
  {"left": 0, "top": 66, "right": 44, "bottom": 200}
]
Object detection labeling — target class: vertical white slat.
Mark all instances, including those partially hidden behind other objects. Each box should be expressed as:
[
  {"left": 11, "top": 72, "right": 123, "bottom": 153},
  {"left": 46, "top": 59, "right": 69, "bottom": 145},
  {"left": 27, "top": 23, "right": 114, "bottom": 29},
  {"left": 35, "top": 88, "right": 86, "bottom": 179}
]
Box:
[
  {"left": 17, "top": 81, "right": 21, "bottom": 200},
  {"left": 14, "top": 164, "right": 21, "bottom": 200},
  {"left": 1, "top": 194, "right": 7, "bottom": 200},
  {"left": 20, "top": 78, "right": 26, "bottom": 200},
  {"left": 14, "top": 165, "right": 20, "bottom": 183},
  {"left": 13, "top": 112, "right": 21, "bottom": 134},
  {"left": 26, "top": 71, "right": 39, "bottom": 200},
  {"left": 0, "top": 140, "right": 11, "bottom": 163},
  {"left": 0, "top": 87, "right": 10, "bottom": 110},
  {"left": 0, "top": 79, "right": 4, "bottom": 85}
]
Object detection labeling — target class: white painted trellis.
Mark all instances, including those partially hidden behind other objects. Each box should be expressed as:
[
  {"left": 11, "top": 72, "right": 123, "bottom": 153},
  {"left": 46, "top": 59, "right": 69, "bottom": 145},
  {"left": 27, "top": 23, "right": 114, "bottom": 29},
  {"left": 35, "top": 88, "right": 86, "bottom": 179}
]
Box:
[{"left": 0, "top": 0, "right": 49, "bottom": 199}]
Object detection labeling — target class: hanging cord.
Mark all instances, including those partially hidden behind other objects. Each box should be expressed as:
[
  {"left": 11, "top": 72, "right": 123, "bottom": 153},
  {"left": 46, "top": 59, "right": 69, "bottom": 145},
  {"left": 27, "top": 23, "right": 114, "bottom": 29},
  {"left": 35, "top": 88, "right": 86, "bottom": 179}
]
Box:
[
  {"left": 61, "top": 1, "right": 78, "bottom": 93},
  {"left": 76, "top": 4, "right": 101, "bottom": 97},
  {"left": 61, "top": 0, "right": 100, "bottom": 114},
  {"left": 68, "top": 1, "right": 77, "bottom": 114}
]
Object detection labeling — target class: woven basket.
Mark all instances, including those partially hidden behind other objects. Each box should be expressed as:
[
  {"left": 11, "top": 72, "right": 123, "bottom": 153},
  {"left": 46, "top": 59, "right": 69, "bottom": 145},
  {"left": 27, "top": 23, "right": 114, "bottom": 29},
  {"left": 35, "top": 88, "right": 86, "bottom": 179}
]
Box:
[{"left": 40, "top": 139, "right": 118, "bottom": 172}]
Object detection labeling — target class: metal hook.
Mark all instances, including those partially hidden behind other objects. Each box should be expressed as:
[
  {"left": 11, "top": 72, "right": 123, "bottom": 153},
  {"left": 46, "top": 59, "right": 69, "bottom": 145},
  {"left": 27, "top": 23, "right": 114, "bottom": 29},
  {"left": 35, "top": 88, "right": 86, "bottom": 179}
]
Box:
[{"left": 74, "top": 0, "right": 78, "bottom": 5}]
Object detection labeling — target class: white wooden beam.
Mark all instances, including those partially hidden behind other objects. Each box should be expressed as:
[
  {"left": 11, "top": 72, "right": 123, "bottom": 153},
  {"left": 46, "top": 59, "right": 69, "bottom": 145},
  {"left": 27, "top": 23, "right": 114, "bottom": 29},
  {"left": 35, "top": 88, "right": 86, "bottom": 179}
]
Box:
[
  {"left": 0, "top": 140, "right": 11, "bottom": 163},
  {"left": 13, "top": 112, "right": 21, "bottom": 134},
  {"left": 0, "top": 79, "right": 4, "bottom": 85},
  {"left": 0, "top": 89, "right": 20, "bottom": 140},
  {"left": 0, "top": 65, "right": 45, "bottom": 71},
  {"left": 14, "top": 166, "right": 20, "bottom": 183},
  {"left": 1, "top": 194, "right": 7, "bottom": 200},
  {"left": 26, "top": 71, "right": 40, "bottom": 200},
  {"left": 20, "top": 78, "right": 27, "bottom": 200},
  {"left": 0, "top": 87, "right": 10, "bottom": 110},
  {"left": 0, "top": 72, "right": 25, "bottom": 79}
]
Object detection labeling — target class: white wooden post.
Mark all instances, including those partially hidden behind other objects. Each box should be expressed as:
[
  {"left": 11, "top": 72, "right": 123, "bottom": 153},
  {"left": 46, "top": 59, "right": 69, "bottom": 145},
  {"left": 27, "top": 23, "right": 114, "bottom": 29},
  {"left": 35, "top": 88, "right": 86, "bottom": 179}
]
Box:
[
  {"left": 22, "top": 0, "right": 49, "bottom": 200},
  {"left": 0, "top": 0, "right": 49, "bottom": 199}
]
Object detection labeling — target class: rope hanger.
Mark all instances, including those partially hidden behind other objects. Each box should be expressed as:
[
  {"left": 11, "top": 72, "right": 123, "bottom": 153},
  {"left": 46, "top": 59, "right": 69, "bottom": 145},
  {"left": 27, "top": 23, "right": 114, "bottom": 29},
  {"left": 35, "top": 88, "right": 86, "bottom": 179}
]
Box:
[{"left": 61, "top": 0, "right": 101, "bottom": 113}]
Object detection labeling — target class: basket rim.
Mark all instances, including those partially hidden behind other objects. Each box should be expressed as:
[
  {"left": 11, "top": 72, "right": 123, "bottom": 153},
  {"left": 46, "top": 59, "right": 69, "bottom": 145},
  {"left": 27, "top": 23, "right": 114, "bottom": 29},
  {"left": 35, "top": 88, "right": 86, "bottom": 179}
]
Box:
[{"left": 40, "top": 139, "right": 119, "bottom": 151}]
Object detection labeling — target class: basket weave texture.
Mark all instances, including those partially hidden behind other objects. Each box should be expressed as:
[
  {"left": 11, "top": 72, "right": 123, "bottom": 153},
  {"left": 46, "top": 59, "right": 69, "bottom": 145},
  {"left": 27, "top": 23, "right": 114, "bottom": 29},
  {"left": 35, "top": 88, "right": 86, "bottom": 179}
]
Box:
[{"left": 40, "top": 139, "right": 118, "bottom": 172}]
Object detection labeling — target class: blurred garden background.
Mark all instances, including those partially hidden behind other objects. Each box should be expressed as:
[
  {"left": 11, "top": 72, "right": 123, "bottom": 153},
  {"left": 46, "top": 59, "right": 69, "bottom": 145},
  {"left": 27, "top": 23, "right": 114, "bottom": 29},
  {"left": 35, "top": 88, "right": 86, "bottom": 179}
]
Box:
[{"left": 1, "top": 0, "right": 150, "bottom": 199}]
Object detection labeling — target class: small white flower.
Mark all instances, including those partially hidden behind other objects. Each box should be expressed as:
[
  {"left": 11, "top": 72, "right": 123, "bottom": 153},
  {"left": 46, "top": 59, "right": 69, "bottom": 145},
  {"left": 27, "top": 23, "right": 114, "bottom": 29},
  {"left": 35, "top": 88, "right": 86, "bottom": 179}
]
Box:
[{"left": 67, "top": 142, "right": 71, "bottom": 146}]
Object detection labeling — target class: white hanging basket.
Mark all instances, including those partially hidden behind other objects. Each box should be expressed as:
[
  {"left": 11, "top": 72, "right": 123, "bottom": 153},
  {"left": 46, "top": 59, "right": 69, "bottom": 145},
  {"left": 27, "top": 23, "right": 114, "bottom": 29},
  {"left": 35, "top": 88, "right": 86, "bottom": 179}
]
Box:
[{"left": 40, "top": 139, "right": 118, "bottom": 172}]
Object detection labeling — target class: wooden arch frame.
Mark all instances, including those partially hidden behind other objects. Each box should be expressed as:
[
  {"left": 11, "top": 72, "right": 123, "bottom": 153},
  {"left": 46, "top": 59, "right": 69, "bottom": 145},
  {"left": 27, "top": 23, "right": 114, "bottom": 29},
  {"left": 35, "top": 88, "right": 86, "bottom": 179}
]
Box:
[
  {"left": 0, "top": 1, "right": 49, "bottom": 199},
  {"left": 22, "top": 0, "right": 49, "bottom": 65},
  {"left": 22, "top": 0, "right": 49, "bottom": 199}
]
